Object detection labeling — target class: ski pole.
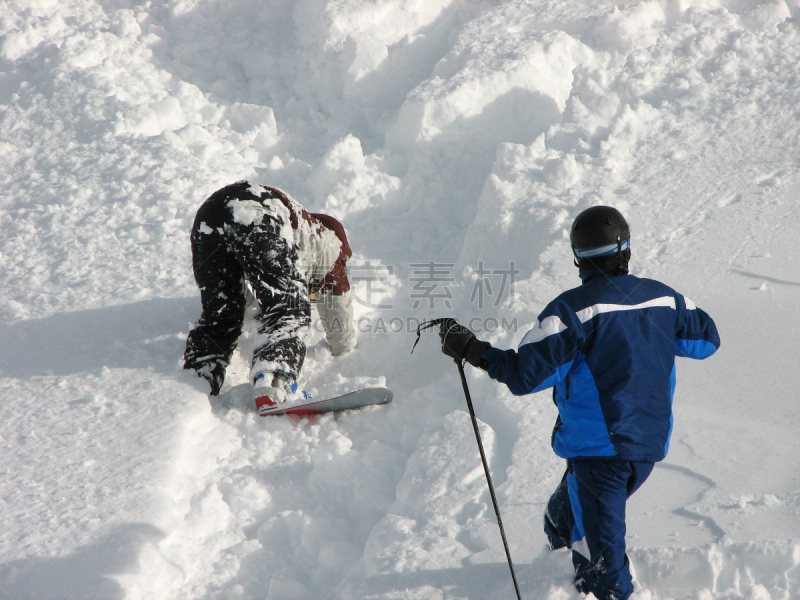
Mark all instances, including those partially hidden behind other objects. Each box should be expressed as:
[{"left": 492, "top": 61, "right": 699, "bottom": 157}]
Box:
[
  {"left": 411, "top": 319, "right": 522, "bottom": 600},
  {"left": 456, "top": 359, "right": 522, "bottom": 600}
]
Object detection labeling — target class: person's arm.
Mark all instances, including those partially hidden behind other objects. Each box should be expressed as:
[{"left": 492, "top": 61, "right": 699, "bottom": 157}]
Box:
[
  {"left": 483, "top": 303, "right": 581, "bottom": 396},
  {"left": 309, "top": 213, "right": 356, "bottom": 355},
  {"left": 317, "top": 292, "right": 357, "bottom": 355},
  {"left": 439, "top": 301, "right": 582, "bottom": 397},
  {"left": 183, "top": 202, "right": 246, "bottom": 395},
  {"left": 674, "top": 293, "right": 720, "bottom": 359},
  {"left": 310, "top": 213, "right": 352, "bottom": 296}
]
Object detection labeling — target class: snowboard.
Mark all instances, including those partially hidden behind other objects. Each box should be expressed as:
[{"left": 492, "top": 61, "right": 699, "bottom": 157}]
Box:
[{"left": 258, "top": 386, "right": 393, "bottom": 416}]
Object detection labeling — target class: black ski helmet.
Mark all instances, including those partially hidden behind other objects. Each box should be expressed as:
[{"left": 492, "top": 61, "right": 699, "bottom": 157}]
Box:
[{"left": 570, "top": 206, "right": 631, "bottom": 273}]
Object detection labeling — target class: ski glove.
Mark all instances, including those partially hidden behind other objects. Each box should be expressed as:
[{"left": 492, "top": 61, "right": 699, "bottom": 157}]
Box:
[
  {"left": 439, "top": 318, "right": 491, "bottom": 369},
  {"left": 185, "top": 358, "right": 227, "bottom": 396}
]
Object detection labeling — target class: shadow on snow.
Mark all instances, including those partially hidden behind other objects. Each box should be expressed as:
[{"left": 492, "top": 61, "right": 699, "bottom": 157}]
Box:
[
  {"left": 0, "top": 297, "right": 201, "bottom": 378},
  {"left": 0, "top": 523, "right": 165, "bottom": 600}
]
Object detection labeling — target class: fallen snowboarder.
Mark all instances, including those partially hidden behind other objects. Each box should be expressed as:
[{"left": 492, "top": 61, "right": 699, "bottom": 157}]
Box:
[{"left": 183, "top": 181, "right": 356, "bottom": 415}]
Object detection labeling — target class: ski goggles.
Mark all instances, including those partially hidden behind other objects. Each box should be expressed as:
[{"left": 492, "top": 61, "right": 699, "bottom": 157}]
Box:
[{"left": 573, "top": 237, "right": 630, "bottom": 260}]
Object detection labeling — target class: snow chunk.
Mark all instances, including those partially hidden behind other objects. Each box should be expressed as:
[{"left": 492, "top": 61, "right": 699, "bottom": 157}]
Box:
[
  {"left": 217, "top": 474, "right": 271, "bottom": 519},
  {"left": 736, "top": 0, "right": 791, "bottom": 33},
  {"left": 316, "top": 430, "right": 352, "bottom": 460},
  {"left": 319, "top": 0, "right": 453, "bottom": 81},
  {"left": 307, "top": 134, "right": 400, "bottom": 217},
  {"left": 363, "top": 410, "right": 495, "bottom": 575},
  {"left": 228, "top": 103, "right": 279, "bottom": 150},
  {"left": 387, "top": 29, "right": 594, "bottom": 148}
]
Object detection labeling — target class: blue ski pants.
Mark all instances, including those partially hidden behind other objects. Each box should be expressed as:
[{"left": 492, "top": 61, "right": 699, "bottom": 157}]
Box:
[{"left": 544, "top": 459, "right": 654, "bottom": 600}]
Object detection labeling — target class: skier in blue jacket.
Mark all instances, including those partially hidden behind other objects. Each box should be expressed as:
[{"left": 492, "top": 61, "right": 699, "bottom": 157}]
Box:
[{"left": 439, "top": 206, "right": 720, "bottom": 600}]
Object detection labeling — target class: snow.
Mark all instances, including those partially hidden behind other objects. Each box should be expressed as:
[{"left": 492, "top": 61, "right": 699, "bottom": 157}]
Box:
[{"left": 1, "top": 1, "right": 799, "bottom": 599}]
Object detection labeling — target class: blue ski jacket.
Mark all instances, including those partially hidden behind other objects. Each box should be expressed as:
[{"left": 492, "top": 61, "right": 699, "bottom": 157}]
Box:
[{"left": 482, "top": 271, "right": 720, "bottom": 462}]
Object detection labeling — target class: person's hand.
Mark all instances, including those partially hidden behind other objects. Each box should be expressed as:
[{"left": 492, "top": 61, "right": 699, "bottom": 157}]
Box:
[
  {"left": 185, "top": 359, "right": 226, "bottom": 396},
  {"left": 439, "top": 318, "right": 491, "bottom": 368}
]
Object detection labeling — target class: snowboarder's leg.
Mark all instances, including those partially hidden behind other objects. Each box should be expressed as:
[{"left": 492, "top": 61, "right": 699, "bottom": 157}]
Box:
[
  {"left": 183, "top": 192, "right": 247, "bottom": 394},
  {"left": 222, "top": 202, "right": 311, "bottom": 386},
  {"left": 567, "top": 459, "right": 653, "bottom": 600},
  {"left": 544, "top": 468, "right": 573, "bottom": 550},
  {"left": 251, "top": 290, "right": 310, "bottom": 381}
]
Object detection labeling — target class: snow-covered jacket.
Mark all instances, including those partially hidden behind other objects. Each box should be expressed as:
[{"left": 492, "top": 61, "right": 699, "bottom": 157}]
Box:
[
  {"left": 251, "top": 185, "right": 356, "bottom": 356},
  {"left": 241, "top": 183, "right": 352, "bottom": 297},
  {"left": 242, "top": 184, "right": 356, "bottom": 356},
  {"left": 482, "top": 272, "right": 720, "bottom": 462}
]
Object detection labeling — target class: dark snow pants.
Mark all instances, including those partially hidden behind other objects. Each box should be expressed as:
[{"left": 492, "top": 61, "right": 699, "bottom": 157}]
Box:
[
  {"left": 183, "top": 183, "right": 310, "bottom": 388},
  {"left": 544, "top": 458, "right": 654, "bottom": 600}
]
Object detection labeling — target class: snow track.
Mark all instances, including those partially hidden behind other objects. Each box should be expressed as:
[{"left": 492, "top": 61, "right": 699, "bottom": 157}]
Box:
[{"left": 1, "top": 1, "right": 799, "bottom": 599}]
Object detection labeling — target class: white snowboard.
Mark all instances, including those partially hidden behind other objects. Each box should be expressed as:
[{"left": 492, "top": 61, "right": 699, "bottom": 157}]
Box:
[{"left": 257, "top": 386, "right": 393, "bottom": 416}]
